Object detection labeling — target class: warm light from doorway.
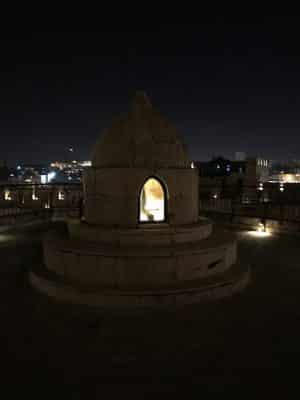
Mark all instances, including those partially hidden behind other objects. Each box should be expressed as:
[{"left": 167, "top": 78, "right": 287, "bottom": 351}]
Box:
[{"left": 140, "top": 178, "right": 165, "bottom": 222}]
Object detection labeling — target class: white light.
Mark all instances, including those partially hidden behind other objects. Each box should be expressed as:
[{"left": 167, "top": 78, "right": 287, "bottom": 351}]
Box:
[
  {"left": 32, "top": 190, "right": 39, "bottom": 201},
  {"left": 248, "top": 230, "right": 271, "bottom": 237},
  {"left": 4, "top": 190, "right": 12, "bottom": 201},
  {"left": 247, "top": 222, "right": 271, "bottom": 237},
  {"left": 17, "top": 165, "right": 21, "bottom": 170},
  {"left": 58, "top": 191, "right": 65, "bottom": 200},
  {"left": 191, "top": 162, "right": 195, "bottom": 169},
  {"left": 47, "top": 171, "right": 56, "bottom": 182},
  {"left": 81, "top": 161, "right": 92, "bottom": 167},
  {"left": 213, "top": 193, "right": 218, "bottom": 199},
  {"left": 41, "top": 175, "right": 47, "bottom": 184}
]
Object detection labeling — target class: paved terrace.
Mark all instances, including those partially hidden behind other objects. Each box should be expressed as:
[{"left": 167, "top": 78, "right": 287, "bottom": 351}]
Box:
[{"left": 0, "top": 221, "right": 299, "bottom": 396}]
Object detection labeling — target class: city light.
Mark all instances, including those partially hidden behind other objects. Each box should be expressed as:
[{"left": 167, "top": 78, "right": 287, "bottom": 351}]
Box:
[
  {"left": 32, "top": 190, "right": 39, "bottom": 201},
  {"left": 248, "top": 230, "right": 271, "bottom": 237},
  {"left": 47, "top": 171, "right": 56, "bottom": 182},
  {"left": 58, "top": 191, "right": 65, "bottom": 200},
  {"left": 81, "top": 161, "right": 92, "bottom": 167},
  {"left": 247, "top": 222, "right": 271, "bottom": 237},
  {"left": 4, "top": 190, "right": 12, "bottom": 201},
  {"left": 258, "top": 182, "right": 264, "bottom": 191}
]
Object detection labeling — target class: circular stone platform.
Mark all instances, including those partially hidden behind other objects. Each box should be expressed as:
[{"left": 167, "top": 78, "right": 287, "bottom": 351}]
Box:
[
  {"left": 29, "top": 222, "right": 250, "bottom": 307},
  {"left": 29, "top": 261, "right": 250, "bottom": 308},
  {"left": 68, "top": 217, "right": 213, "bottom": 246}
]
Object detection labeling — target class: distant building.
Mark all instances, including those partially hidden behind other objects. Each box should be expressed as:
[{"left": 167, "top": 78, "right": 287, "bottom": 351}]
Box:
[
  {"left": 195, "top": 156, "right": 247, "bottom": 178},
  {"left": 244, "top": 158, "right": 271, "bottom": 184},
  {"left": 0, "top": 166, "right": 9, "bottom": 184},
  {"left": 235, "top": 152, "right": 246, "bottom": 161},
  {"left": 14, "top": 160, "right": 92, "bottom": 184},
  {"left": 194, "top": 156, "right": 271, "bottom": 201},
  {"left": 0, "top": 165, "right": 18, "bottom": 184},
  {"left": 49, "top": 160, "right": 91, "bottom": 183},
  {"left": 17, "top": 164, "right": 49, "bottom": 184}
]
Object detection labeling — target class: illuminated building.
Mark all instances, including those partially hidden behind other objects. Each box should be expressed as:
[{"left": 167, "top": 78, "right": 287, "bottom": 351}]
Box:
[{"left": 49, "top": 160, "right": 91, "bottom": 183}]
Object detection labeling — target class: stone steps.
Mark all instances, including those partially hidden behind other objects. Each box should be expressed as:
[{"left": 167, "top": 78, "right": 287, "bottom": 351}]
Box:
[{"left": 29, "top": 261, "right": 250, "bottom": 307}]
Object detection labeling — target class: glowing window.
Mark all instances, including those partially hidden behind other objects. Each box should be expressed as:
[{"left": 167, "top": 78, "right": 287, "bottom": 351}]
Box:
[
  {"left": 4, "top": 190, "right": 12, "bottom": 201},
  {"left": 32, "top": 190, "right": 39, "bottom": 201},
  {"left": 58, "top": 191, "right": 65, "bottom": 200},
  {"left": 139, "top": 178, "right": 166, "bottom": 222}
]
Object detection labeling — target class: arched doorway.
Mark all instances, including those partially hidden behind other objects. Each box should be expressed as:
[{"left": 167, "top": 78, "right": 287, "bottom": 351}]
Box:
[{"left": 139, "top": 177, "right": 166, "bottom": 223}]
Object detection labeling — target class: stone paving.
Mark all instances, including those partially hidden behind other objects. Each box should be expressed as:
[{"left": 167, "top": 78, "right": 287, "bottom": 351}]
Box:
[{"left": 0, "top": 222, "right": 300, "bottom": 396}]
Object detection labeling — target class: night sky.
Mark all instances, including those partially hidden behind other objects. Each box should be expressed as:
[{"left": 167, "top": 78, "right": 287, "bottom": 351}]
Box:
[{"left": 1, "top": 18, "right": 300, "bottom": 166}]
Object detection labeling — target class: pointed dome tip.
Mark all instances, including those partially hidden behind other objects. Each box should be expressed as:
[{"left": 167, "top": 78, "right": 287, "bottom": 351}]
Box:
[{"left": 132, "top": 91, "right": 152, "bottom": 109}]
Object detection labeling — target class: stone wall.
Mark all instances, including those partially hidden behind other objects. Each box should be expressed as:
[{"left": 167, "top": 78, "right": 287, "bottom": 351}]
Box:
[
  {"left": 43, "top": 228, "right": 237, "bottom": 288},
  {"left": 0, "top": 185, "right": 82, "bottom": 210},
  {"left": 84, "top": 167, "right": 199, "bottom": 227},
  {"left": 200, "top": 199, "right": 300, "bottom": 233}
]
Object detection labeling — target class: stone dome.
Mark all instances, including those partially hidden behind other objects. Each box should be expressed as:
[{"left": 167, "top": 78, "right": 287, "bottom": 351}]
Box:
[{"left": 92, "top": 92, "right": 190, "bottom": 168}]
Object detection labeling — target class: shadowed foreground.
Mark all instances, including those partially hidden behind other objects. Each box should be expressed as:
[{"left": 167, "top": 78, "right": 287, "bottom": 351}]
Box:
[{"left": 0, "top": 222, "right": 299, "bottom": 396}]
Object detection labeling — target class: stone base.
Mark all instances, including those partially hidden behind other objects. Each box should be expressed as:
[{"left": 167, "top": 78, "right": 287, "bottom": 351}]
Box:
[
  {"left": 29, "top": 262, "right": 250, "bottom": 308},
  {"left": 29, "top": 219, "right": 250, "bottom": 308},
  {"left": 68, "top": 217, "right": 213, "bottom": 246},
  {"left": 43, "top": 227, "right": 238, "bottom": 288}
]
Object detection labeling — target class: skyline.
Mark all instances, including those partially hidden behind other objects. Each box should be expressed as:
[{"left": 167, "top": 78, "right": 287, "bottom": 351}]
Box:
[{"left": 1, "top": 19, "right": 300, "bottom": 164}]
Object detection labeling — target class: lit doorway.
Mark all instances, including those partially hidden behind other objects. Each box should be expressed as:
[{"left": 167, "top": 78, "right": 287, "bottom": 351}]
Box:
[{"left": 139, "top": 177, "right": 166, "bottom": 223}]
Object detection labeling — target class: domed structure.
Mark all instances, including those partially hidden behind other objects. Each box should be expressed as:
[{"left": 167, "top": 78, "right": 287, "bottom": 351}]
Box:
[
  {"left": 84, "top": 92, "right": 198, "bottom": 228},
  {"left": 29, "top": 93, "right": 250, "bottom": 307},
  {"left": 92, "top": 92, "right": 189, "bottom": 169}
]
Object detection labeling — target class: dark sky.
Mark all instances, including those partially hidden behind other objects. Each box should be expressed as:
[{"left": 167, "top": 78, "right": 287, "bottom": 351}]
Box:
[{"left": 1, "top": 17, "right": 300, "bottom": 165}]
